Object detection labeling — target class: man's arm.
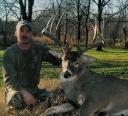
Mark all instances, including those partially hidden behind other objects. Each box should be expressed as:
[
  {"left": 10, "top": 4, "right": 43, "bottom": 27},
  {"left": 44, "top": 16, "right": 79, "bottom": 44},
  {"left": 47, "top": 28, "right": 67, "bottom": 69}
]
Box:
[
  {"left": 3, "top": 50, "right": 36, "bottom": 105},
  {"left": 41, "top": 44, "right": 61, "bottom": 65},
  {"left": 3, "top": 51, "right": 20, "bottom": 91},
  {"left": 3, "top": 50, "right": 22, "bottom": 104}
]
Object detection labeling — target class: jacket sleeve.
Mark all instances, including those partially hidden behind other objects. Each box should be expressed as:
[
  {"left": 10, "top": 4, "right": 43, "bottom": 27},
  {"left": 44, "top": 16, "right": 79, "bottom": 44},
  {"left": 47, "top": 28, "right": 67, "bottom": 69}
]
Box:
[
  {"left": 41, "top": 44, "right": 61, "bottom": 66},
  {"left": 3, "top": 50, "right": 21, "bottom": 91}
]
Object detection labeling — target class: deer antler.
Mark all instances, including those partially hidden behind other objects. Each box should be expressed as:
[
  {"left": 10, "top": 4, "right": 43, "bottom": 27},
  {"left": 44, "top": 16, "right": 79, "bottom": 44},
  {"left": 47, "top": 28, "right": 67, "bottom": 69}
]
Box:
[
  {"left": 41, "top": 14, "right": 65, "bottom": 46},
  {"left": 79, "top": 19, "right": 104, "bottom": 54},
  {"left": 41, "top": 16, "right": 55, "bottom": 34},
  {"left": 56, "top": 13, "right": 65, "bottom": 32}
]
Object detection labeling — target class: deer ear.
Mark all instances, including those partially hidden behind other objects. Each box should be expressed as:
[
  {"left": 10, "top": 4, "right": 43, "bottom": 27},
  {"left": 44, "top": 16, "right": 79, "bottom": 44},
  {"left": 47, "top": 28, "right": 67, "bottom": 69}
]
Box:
[{"left": 81, "top": 55, "right": 96, "bottom": 63}]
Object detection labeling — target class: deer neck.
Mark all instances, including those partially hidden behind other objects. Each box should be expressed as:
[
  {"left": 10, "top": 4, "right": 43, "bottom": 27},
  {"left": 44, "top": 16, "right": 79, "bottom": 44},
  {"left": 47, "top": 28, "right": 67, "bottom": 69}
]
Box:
[{"left": 76, "top": 63, "right": 94, "bottom": 80}]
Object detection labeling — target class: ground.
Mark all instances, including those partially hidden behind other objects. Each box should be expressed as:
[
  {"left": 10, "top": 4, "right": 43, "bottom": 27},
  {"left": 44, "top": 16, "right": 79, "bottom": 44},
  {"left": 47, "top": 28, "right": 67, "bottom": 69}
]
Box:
[
  {"left": 0, "top": 89, "right": 5, "bottom": 107},
  {"left": 0, "top": 79, "right": 60, "bottom": 116}
]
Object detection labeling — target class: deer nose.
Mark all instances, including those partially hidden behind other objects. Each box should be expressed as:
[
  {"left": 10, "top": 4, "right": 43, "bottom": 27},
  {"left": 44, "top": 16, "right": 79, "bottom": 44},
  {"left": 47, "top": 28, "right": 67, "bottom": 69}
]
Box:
[{"left": 64, "top": 71, "right": 72, "bottom": 78}]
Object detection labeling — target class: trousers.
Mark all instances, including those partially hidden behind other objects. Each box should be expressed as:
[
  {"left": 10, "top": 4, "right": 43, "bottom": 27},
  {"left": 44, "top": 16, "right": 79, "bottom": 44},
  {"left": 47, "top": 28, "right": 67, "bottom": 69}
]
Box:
[{"left": 8, "top": 88, "right": 50, "bottom": 110}]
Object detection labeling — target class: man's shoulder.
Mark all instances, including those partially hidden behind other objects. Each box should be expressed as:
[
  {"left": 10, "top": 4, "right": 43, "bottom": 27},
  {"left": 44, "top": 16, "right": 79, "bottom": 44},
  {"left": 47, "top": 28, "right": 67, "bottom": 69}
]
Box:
[{"left": 4, "top": 44, "right": 18, "bottom": 56}]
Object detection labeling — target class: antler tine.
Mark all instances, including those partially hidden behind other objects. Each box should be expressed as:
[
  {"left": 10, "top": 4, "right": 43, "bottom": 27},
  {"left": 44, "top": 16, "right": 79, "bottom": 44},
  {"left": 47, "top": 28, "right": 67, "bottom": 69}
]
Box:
[
  {"left": 50, "top": 16, "right": 56, "bottom": 32},
  {"left": 42, "top": 16, "right": 55, "bottom": 34},
  {"left": 92, "top": 23, "right": 97, "bottom": 42},
  {"left": 56, "top": 13, "right": 65, "bottom": 32},
  {"left": 79, "top": 19, "right": 104, "bottom": 54},
  {"left": 41, "top": 14, "right": 63, "bottom": 46},
  {"left": 81, "top": 42, "right": 102, "bottom": 53}
]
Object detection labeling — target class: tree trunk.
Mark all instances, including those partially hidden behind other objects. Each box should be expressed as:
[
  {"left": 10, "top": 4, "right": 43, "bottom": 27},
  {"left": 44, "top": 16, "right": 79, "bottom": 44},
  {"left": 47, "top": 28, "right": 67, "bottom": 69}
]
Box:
[
  {"left": 85, "top": 0, "right": 91, "bottom": 47},
  {"left": 96, "top": 0, "right": 103, "bottom": 51},
  {"left": 3, "top": 31, "right": 7, "bottom": 49},
  {"left": 64, "top": 12, "right": 68, "bottom": 44},
  {"left": 19, "top": 0, "right": 34, "bottom": 21},
  {"left": 77, "top": 20, "right": 81, "bottom": 49},
  {"left": 77, "top": 0, "right": 81, "bottom": 49},
  {"left": 123, "top": 27, "right": 128, "bottom": 48},
  {"left": 85, "top": 27, "right": 89, "bottom": 47}
]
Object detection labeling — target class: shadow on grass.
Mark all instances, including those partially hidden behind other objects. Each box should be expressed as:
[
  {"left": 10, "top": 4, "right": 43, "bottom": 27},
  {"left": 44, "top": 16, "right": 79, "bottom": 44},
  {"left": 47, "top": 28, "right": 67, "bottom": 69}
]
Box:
[
  {"left": 102, "top": 50, "right": 128, "bottom": 54},
  {"left": 88, "top": 61, "right": 128, "bottom": 68}
]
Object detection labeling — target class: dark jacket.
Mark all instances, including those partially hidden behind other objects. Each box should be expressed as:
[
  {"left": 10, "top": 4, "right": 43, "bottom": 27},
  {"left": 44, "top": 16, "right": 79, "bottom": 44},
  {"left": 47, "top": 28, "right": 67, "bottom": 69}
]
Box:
[{"left": 2, "top": 42, "right": 61, "bottom": 104}]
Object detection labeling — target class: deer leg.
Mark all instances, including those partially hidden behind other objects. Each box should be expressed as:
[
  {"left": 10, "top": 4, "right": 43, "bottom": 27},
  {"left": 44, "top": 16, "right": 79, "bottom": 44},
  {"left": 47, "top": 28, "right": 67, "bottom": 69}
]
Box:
[{"left": 80, "top": 101, "right": 98, "bottom": 116}]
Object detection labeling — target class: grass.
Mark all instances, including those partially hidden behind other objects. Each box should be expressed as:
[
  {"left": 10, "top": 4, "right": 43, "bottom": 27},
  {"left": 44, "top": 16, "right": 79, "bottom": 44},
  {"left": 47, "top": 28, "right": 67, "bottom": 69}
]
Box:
[
  {"left": 40, "top": 62, "right": 61, "bottom": 79},
  {"left": 85, "top": 48, "right": 128, "bottom": 77},
  {"left": 85, "top": 48, "right": 128, "bottom": 62}
]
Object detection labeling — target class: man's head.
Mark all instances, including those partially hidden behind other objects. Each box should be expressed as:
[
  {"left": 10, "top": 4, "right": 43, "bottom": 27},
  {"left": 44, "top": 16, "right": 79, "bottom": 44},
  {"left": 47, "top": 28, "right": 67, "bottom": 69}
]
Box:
[{"left": 15, "top": 20, "right": 33, "bottom": 51}]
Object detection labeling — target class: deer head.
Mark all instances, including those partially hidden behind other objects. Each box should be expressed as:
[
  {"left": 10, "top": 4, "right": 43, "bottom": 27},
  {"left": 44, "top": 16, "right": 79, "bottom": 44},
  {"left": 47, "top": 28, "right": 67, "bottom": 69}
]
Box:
[
  {"left": 41, "top": 15, "right": 102, "bottom": 81},
  {"left": 60, "top": 44, "right": 96, "bottom": 82}
]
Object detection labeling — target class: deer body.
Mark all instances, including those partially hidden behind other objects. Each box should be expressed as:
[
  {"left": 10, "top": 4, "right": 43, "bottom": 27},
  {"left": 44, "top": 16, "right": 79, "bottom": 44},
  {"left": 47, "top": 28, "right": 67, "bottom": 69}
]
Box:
[
  {"left": 60, "top": 56, "right": 128, "bottom": 116},
  {"left": 41, "top": 16, "right": 128, "bottom": 115}
]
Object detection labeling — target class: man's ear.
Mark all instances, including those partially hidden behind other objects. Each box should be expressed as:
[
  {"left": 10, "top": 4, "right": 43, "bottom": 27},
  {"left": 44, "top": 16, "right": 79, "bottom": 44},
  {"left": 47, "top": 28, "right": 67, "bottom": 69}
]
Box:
[{"left": 15, "top": 31, "right": 17, "bottom": 37}]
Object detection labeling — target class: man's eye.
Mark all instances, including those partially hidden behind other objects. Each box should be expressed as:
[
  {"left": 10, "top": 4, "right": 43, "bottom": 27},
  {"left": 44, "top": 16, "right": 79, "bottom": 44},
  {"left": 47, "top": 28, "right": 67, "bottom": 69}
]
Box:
[{"left": 20, "top": 29, "right": 24, "bottom": 32}]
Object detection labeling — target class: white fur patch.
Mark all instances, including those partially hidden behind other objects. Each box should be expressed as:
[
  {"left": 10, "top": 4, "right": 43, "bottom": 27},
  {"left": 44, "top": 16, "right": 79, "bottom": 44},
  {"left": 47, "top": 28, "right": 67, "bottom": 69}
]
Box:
[
  {"left": 77, "top": 94, "right": 85, "bottom": 106},
  {"left": 44, "top": 103, "right": 74, "bottom": 115},
  {"left": 62, "top": 60, "right": 69, "bottom": 72}
]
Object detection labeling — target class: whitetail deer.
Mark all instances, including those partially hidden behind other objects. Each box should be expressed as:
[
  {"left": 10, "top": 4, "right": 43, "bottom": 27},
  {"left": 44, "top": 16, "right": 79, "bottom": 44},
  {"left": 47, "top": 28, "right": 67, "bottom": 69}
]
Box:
[
  {"left": 41, "top": 16, "right": 128, "bottom": 116},
  {"left": 58, "top": 44, "right": 128, "bottom": 116}
]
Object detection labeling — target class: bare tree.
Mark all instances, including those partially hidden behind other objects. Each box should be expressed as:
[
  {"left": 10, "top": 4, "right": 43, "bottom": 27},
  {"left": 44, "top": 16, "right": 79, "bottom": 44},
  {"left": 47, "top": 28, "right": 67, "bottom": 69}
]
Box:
[
  {"left": 0, "top": 0, "right": 13, "bottom": 49},
  {"left": 66, "top": 0, "right": 89, "bottom": 49},
  {"left": 85, "top": 0, "right": 91, "bottom": 47},
  {"left": 18, "top": 0, "right": 34, "bottom": 21},
  {"left": 48, "top": 0, "right": 65, "bottom": 40},
  {"left": 92, "top": 0, "right": 112, "bottom": 51}
]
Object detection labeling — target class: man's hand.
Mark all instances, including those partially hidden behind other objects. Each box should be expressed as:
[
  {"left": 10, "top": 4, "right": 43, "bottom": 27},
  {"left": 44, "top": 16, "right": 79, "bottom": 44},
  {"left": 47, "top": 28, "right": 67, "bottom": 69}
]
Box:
[{"left": 20, "top": 89, "right": 36, "bottom": 105}]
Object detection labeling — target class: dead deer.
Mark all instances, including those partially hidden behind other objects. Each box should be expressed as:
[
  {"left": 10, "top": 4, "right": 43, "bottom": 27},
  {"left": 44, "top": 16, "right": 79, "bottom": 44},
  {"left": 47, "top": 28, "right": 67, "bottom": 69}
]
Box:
[
  {"left": 41, "top": 16, "right": 128, "bottom": 116},
  {"left": 59, "top": 44, "right": 128, "bottom": 116}
]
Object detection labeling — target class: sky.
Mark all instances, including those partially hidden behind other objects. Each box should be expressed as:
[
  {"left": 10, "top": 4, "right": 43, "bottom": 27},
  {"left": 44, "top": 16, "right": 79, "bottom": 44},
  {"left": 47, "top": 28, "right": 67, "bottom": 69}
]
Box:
[
  {"left": 0, "top": 0, "right": 50, "bottom": 21},
  {"left": 0, "top": 0, "right": 127, "bottom": 21},
  {"left": 33, "top": 0, "right": 49, "bottom": 11}
]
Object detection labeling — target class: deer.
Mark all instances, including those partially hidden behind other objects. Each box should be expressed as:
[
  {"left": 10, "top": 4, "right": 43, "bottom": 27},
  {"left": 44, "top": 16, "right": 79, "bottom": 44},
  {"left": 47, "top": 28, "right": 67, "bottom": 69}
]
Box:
[
  {"left": 59, "top": 44, "right": 128, "bottom": 116},
  {"left": 41, "top": 16, "right": 128, "bottom": 116}
]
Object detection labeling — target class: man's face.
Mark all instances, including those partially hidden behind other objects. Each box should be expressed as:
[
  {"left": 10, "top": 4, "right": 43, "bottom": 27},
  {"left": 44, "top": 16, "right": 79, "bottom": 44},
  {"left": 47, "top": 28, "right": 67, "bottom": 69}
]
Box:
[{"left": 15, "top": 25, "right": 32, "bottom": 51}]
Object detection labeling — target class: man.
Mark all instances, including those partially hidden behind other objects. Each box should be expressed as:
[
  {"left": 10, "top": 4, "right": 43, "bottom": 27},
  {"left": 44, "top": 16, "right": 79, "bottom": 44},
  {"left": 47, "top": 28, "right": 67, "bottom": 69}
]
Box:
[{"left": 2, "top": 20, "right": 61, "bottom": 110}]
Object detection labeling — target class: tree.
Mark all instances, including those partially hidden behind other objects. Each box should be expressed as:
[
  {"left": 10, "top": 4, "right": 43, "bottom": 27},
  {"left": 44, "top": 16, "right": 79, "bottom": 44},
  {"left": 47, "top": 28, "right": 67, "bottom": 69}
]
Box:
[
  {"left": 85, "top": 0, "right": 91, "bottom": 47},
  {"left": 48, "top": 0, "right": 65, "bottom": 40},
  {"left": 0, "top": 0, "right": 12, "bottom": 49},
  {"left": 66, "top": 0, "right": 89, "bottom": 48},
  {"left": 19, "top": 0, "right": 34, "bottom": 21},
  {"left": 92, "top": 0, "right": 112, "bottom": 51}
]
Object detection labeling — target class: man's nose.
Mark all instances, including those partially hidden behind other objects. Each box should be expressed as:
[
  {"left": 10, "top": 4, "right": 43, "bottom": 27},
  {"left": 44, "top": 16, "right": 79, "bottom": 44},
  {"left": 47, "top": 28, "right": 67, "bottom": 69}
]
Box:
[{"left": 22, "top": 31, "right": 27, "bottom": 35}]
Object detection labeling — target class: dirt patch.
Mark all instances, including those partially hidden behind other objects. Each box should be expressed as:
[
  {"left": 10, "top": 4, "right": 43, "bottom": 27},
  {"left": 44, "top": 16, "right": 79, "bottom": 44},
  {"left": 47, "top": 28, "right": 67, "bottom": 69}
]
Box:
[
  {"left": 0, "top": 88, "right": 6, "bottom": 107},
  {"left": 0, "top": 88, "right": 8, "bottom": 116}
]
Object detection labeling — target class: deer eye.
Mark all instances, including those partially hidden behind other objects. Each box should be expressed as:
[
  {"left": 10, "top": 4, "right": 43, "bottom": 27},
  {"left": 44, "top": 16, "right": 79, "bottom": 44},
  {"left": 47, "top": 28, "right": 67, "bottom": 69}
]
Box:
[{"left": 74, "top": 62, "right": 79, "bottom": 67}]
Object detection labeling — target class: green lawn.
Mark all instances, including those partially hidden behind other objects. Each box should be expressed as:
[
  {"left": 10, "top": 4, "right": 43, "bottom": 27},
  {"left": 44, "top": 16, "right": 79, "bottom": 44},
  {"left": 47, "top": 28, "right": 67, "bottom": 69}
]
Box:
[
  {"left": 85, "top": 48, "right": 128, "bottom": 77},
  {"left": 0, "top": 48, "right": 128, "bottom": 87}
]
